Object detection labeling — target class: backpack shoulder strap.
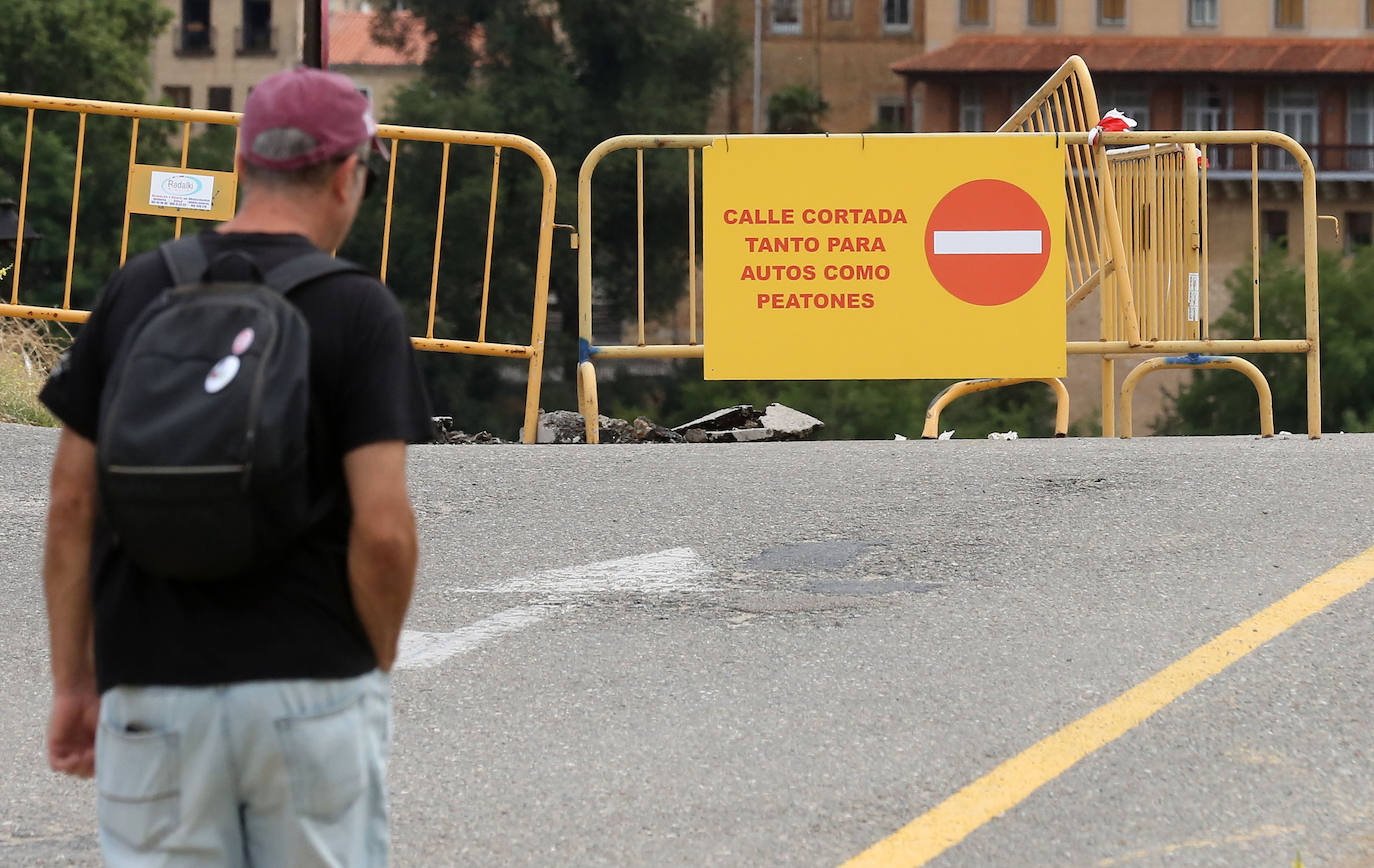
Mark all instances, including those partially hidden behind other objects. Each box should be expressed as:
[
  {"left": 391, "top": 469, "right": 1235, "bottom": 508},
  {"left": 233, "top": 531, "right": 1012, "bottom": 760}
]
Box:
[
  {"left": 158, "top": 236, "right": 209, "bottom": 287},
  {"left": 261, "top": 252, "right": 368, "bottom": 296}
]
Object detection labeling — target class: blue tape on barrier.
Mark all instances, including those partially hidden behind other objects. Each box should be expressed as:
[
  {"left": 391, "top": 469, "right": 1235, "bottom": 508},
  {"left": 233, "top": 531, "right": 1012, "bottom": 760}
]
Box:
[
  {"left": 1162, "top": 352, "right": 1217, "bottom": 365},
  {"left": 578, "top": 338, "right": 598, "bottom": 365}
]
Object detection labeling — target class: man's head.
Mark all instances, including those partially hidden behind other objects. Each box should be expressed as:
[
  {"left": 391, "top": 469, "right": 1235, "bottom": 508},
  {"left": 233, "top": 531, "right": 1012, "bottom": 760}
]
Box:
[{"left": 233, "top": 67, "right": 388, "bottom": 247}]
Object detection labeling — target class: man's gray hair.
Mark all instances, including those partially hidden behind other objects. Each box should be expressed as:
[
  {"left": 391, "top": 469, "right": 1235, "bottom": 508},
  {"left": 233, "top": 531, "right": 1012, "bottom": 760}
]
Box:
[{"left": 240, "top": 127, "right": 369, "bottom": 190}]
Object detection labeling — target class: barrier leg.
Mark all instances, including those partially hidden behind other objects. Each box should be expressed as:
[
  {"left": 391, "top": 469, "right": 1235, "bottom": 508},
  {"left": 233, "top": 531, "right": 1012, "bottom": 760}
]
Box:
[
  {"left": 922, "top": 378, "right": 1069, "bottom": 439},
  {"left": 1101, "top": 358, "right": 1115, "bottom": 438},
  {"left": 1119, "top": 354, "right": 1274, "bottom": 439},
  {"left": 577, "top": 360, "right": 600, "bottom": 444}
]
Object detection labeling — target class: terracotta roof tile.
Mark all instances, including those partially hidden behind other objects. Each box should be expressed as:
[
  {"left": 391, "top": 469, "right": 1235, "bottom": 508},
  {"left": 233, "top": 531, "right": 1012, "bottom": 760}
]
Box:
[
  {"left": 893, "top": 36, "right": 1374, "bottom": 76},
  {"left": 330, "top": 10, "right": 428, "bottom": 67}
]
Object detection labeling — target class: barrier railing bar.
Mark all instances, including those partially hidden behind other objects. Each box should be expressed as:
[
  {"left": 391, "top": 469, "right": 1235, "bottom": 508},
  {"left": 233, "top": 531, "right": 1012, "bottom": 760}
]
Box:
[
  {"left": 478, "top": 145, "right": 501, "bottom": 343},
  {"left": 1047, "top": 89, "right": 1085, "bottom": 293},
  {"left": 1066, "top": 83, "right": 1106, "bottom": 276},
  {"left": 12, "top": 108, "right": 35, "bottom": 304},
  {"left": 120, "top": 117, "right": 139, "bottom": 266},
  {"left": 64, "top": 112, "right": 87, "bottom": 309},
  {"left": 1251, "top": 142, "right": 1261, "bottom": 339},
  {"left": 173, "top": 121, "right": 191, "bottom": 240},
  {"left": 426, "top": 140, "right": 450, "bottom": 340},
  {"left": 1147, "top": 145, "right": 1160, "bottom": 340},
  {"left": 688, "top": 147, "right": 698, "bottom": 346},
  {"left": 1054, "top": 89, "right": 1093, "bottom": 295},
  {"left": 1200, "top": 143, "right": 1210, "bottom": 338},
  {"left": 379, "top": 137, "right": 398, "bottom": 282},
  {"left": 637, "top": 147, "right": 645, "bottom": 346}
]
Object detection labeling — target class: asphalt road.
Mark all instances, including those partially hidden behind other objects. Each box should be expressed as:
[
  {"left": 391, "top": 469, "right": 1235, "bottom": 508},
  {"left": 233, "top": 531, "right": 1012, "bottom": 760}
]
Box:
[{"left": 3, "top": 421, "right": 1374, "bottom": 867}]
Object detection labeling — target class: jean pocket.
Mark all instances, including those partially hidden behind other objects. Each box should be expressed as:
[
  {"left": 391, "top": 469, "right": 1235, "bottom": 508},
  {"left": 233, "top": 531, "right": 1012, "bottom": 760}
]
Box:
[
  {"left": 275, "top": 694, "right": 367, "bottom": 822},
  {"left": 96, "top": 723, "right": 181, "bottom": 852}
]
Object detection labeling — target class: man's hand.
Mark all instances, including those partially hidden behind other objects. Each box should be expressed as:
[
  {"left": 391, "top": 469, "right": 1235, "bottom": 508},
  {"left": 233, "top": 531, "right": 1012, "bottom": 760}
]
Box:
[
  {"left": 343, "top": 441, "right": 417, "bottom": 671},
  {"left": 48, "top": 689, "right": 99, "bottom": 778}
]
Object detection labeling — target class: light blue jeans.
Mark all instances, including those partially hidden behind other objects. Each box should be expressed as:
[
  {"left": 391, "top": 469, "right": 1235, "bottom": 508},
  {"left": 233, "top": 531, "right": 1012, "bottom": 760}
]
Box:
[{"left": 95, "top": 670, "right": 391, "bottom": 867}]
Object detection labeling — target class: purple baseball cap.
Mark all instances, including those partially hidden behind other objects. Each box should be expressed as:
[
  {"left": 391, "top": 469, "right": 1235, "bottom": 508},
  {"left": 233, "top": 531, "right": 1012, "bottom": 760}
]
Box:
[{"left": 239, "top": 67, "right": 389, "bottom": 171}]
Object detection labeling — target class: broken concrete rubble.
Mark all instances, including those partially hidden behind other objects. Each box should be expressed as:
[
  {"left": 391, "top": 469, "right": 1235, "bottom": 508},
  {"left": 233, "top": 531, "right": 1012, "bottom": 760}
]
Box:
[
  {"left": 463, "top": 403, "right": 825, "bottom": 445},
  {"left": 674, "top": 403, "right": 824, "bottom": 443},
  {"left": 430, "top": 417, "right": 507, "bottom": 445}
]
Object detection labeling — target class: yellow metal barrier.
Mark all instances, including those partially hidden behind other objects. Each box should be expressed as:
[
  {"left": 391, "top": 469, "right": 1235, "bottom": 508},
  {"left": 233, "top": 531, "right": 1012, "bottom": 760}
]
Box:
[
  {"left": 0, "top": 91, "right": 556, "bottom": 443},
  {"left": 931, "top": 57, "right": 1321, "bottom": 440}
]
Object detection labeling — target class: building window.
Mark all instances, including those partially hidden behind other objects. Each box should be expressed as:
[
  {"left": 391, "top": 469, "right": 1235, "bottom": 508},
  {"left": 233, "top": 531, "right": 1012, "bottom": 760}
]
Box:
[
  {"left": 771, "top": 0, "right": 801, "bottom": 34},
  {"left": 1098, "top": 84, "right": 1150, "bottom": 129},
  {"left": 1368, "top": 0, "right": 1373, "bottom": 27},
  {"left": 163, "top": 85, "right": 192, "bottom": 109},
  {"left": 1263, "top": 209, "right": 1289, "bottom": 249},
  {"left": 1188, "top": 0, "right": 1218, "bottom": 26},
  {"left": 875, "top": 97, "right": 907, "bottom": 131},
  {"left": 960, "top": 86, "right": 984, "bottom": 132},
  {"left": 1350, "top": 85, "right": 1374, "bottom": 171},
  {"left": 178, "top": 0, "right": 213, "bottom": 54},
  {"left": 239, "top": 0, "right": 274, "bottom": 54},
  {"left": 883, "top": 0, "right": 912, "bottom": 30},
  {"left": 1185, "top": 85, "right": 1232, "bottom": 167},
  {"left": 1265, "top": 85, "right": 1318, "bottom": 168},
  {"left": 1028, "top": 0, "right": 1057, "bottom": 26},
  {"left": 1098, "top": 0, "right": 1126, "bottom": 26},
  {"left": 1346, "top": 211, "right": 1373, "bottom": 251},
  {"left": 207, "top": 86, "right": 232, "bottom": 112},
  {"left": 961, "top": 0, "right": 990, "bottom": 25},
  {"left": 828, "top": 0, "right": 853, "bottom": 20},
  {"left": 1274, "top": 0, "right": 1303, "bottom": 28}
]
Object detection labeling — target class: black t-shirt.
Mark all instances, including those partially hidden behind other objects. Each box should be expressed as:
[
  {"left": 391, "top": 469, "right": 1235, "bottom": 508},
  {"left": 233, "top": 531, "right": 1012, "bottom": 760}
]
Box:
[{"left": 40, "top": 231, "right": 432, "bottom": 693}]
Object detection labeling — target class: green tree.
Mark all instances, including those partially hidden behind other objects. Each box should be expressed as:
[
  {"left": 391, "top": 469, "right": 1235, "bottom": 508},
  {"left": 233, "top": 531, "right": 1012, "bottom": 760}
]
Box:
[
  {"left": 0, "top": 0, "right": 174, "bottom": 310},
  {"left": 767, "top": 84, "right": 829, "bottom": 134},
  {"left": 352, "top": 0, "right": 743, "bottom": 433},
  {"left": 1158, "top": 247, "right": 1374, "bottom": 435}
]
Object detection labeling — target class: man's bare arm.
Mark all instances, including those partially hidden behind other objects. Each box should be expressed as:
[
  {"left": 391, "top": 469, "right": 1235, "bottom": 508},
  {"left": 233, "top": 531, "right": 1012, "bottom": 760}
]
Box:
[
  {"left": 43, "top": 429, "right": 100, "bottom": 777},
  {"left": 343, "top": 441, "right": 417, "bottom": 671}
]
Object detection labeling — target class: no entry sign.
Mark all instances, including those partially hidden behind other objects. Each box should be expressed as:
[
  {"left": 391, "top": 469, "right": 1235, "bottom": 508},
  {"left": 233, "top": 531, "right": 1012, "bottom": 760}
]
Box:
[
  {"left": 703, "top": 135, "right": 1066, "bottom": 380},
  {"left": 925, "top": 179, "right": 1051, "bottom": 307}
]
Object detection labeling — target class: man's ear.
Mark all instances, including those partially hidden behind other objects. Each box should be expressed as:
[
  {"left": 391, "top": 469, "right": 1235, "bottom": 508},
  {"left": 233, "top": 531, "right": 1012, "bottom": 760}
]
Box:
[{"left": 330, "top": 154, "right": 359, "bottom": 202}]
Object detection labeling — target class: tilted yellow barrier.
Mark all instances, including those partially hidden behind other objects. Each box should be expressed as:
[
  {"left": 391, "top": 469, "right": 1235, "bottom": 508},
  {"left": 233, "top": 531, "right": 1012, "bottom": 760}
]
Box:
[
  {"left": 927, "top": 56, "right": 1321, "bottom": 439},
  {"left": 0, "top": 91, "right": 556, "bottom": 443}
]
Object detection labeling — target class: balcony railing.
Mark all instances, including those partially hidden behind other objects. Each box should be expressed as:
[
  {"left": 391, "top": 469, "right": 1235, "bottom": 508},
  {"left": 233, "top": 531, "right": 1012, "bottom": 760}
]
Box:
[
  {"left": 174, "top": 23, "right": 215, "bottom": 56},
  {"left": 236, "top": 25, "right": 277, "bottom": 56}
]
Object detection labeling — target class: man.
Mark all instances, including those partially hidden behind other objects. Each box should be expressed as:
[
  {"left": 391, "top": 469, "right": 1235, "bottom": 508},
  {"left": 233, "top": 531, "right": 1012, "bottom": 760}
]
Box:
[{"left": 39, "top": 67, "right": 431, "bottom": 866}]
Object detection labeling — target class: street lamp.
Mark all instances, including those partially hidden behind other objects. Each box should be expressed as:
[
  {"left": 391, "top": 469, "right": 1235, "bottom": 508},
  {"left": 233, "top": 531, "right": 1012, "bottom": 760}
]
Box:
[{"left": 0, "top": 199, "right": 41, "bottom": 251}]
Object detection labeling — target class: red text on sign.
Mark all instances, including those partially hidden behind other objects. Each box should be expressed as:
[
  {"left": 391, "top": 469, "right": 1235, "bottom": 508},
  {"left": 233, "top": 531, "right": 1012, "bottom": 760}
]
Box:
[{"left": 756, "top": 293, "right": 877, "bottom": 310}]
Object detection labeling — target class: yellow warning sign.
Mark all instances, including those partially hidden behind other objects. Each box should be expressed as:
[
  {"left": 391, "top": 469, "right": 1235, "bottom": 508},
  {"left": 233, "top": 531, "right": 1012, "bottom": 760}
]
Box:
[{"left": 702, "top": 135, "right": 1065, "bottom": 380}]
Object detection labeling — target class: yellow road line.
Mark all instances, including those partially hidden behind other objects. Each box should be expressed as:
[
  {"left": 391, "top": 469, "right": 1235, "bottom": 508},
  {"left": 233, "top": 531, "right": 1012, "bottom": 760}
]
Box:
[{"left": 840, "top": 545, "right": 1374, "bottom": 868}]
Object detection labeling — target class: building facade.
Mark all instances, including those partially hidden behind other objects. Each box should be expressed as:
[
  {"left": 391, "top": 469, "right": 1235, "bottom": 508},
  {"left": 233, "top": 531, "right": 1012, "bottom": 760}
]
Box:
[
  {"left": 893, "top": 0, "right": 1374, "bottom": 430},
  {"left": 148, "top": 1, "right": 424, "bottom": 118},
  {"left": 711, "top": 0, "right": 924, "bottom": 133},
  {"left": 149, "top": 0, "right": 303, "bottom": 112}
]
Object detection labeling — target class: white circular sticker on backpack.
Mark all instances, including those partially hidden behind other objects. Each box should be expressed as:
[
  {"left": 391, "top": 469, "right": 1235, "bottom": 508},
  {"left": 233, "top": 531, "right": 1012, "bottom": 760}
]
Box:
[
  {"left": 232, "top": 327, "right": 255, "bottom": 356},
  {"left": 205, "top": 355, "right": 241, "bottom": 394}
]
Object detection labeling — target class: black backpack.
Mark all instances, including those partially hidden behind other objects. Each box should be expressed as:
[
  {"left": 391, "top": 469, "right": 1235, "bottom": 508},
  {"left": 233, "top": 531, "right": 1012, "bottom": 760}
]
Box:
[{"left": 96, "top": 236, "right": 365, "bottom": 581}]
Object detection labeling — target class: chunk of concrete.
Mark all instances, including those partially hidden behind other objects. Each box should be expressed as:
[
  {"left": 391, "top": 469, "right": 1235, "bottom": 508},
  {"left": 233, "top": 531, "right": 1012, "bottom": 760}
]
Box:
[
  {"left": 672, "top": 405, "right": 759, "bottom": 434},
  {"left": 759, "top": 403, "right": 824, "bottom": 440}
]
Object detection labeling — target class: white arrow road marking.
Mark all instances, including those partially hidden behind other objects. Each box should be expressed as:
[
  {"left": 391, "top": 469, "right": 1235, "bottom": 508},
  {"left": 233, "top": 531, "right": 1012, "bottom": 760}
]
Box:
[
  {"left": 467, "top": 546, "right": 712, "bottom": 595},
  {"left": 395, "top": 548, "right": 711, "bottom": 670},
  {"left": 932, "top": 230, "right": 1043, "bottom": 255}
]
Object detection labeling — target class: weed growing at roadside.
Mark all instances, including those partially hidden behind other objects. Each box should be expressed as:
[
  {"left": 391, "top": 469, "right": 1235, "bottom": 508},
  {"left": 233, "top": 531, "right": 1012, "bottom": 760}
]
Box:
[{"left": 0, "top": 315, "right": 66, "bottom": 426}]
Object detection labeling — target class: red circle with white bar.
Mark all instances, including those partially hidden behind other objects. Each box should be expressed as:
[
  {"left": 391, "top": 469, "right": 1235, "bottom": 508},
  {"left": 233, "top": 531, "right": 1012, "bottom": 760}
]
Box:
[{"left": 924, "top": 179, "right": 1051, "bottom": 306}]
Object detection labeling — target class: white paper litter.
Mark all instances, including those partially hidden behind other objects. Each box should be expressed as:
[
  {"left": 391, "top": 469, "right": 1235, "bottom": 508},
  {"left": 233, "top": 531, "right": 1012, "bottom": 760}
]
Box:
[
  {"left": 893, "top": 434, "right": 907, "bottom": 441},
  {"left": 987, "top": 431, "right": 1019, "bottom": 441},
  {"left": 938, "top": 430, "right": 954, "bottom": 441}
]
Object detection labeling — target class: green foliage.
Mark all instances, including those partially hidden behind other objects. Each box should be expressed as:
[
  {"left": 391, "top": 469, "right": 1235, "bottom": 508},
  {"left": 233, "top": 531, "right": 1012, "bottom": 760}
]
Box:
[
  {"left": 767, "top": 85, "right": 829, "bottom": 134},
  {"left": 1159, "top": 246, "right": 1374, "bottom": 435},
  {"left": 0, "top": 0, "right": 175, "bottom": 311},
  {"left": 354, "top": 0, "right": 743, "bottom": 432},
  {"left": 604, "top": 364, "right": 1069, "bottom": 440}
]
